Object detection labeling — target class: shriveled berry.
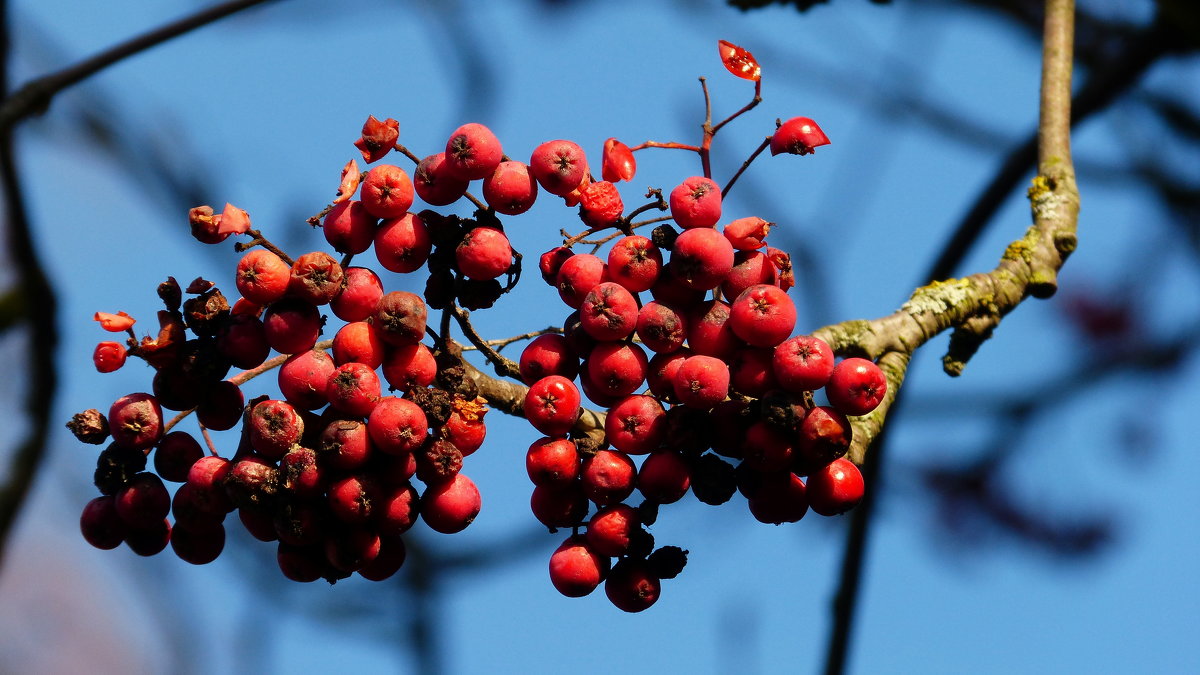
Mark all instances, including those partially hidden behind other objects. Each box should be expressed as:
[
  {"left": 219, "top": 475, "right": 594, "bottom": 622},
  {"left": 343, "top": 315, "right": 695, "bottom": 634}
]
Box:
[
  {"left": 374, "top": 291, "right": 427, "bottom": 347},
  {"left": 578, "top": 180, "right": 624, "bottom": 228},
  {"left": 288, "top": 252, "right": 344, "bottom": 305}
]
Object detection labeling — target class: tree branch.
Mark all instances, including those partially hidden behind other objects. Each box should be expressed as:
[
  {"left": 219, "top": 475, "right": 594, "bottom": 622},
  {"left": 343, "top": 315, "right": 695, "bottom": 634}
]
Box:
[{"left": 0, "top": 0, "right": 279, "bottom": 131}]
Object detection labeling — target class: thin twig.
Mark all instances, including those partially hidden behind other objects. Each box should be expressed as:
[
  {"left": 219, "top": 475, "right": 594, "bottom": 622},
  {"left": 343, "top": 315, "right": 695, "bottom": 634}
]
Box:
[
  {"left": 234, "top": 228, "right": 295, "bottom": 265},
  {"left": 451, "top": 306, "right": 521, "bottom": 378},
  {"left": 722, "top": 137, "right": 771, "bottom": 198},
  {"left": 459, "top": 326, "right": 562, "bottom": 353}
]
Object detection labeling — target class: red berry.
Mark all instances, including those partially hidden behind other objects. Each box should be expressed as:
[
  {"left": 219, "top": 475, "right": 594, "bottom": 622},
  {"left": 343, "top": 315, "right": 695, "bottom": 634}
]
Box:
[
  {"left": 108, "top": 392, "right": 163, "bottom": 450},
  {"left": 580, "top": 282, "right": 639, "bottom": 342},
  {"left": 741, "top": 421, "right": 794, "bottom": 472},
  {"left": 248, "top": 399, "right": 305, "bottom": 460},
  {"left": 670, "top": 227, "right": 735, "bottom": 290},
  {"left": 318, "top": 418, "right": 373, "bottom": 471},
  {"left": 605, "top": 558, "right": 660, "bottom": 613},
  {"left": 549, "top": 535, "right": 607, "bottom": 598},
  {"left": 325, "top": 528, "right": 382, "bottom": 572},
  {"left": 604, "top": 394, "right": 666, "bottom": 455},
  {"left": 331, "top": 267, "right": 384, "bottom": 322},
  {"left": 689, "top": 298, "right": 743, "bottom": 361},
  {"left": 420, "top": 473, "right": 482, "bottom": 534},
  {"left": 826, "top": 357, "right": 887, "bottom": 416},
  {"left": 530, "top": 482, "right": 589, "bottom": 529},
  {"left": 263, "top": 299, "right": 322, "bottom": 355},
  {"left": 580, "top": 448, "right": 637, "bottom": 506},
  {"left": 770, "top": 116, "right": 830, "bottom": 156},
  {"left": 669, "top": 176, "right": 722, "bottom": 229},
  {"left": 444, "top": 122, "right": 504, "bottom": 181},
  {"left": 530, "top": 140, "right": 589, "bottom": 197},
  {"left": 672, "top": 354, "right": 730, "bottom": 410},
  {"left": 747, "top": 471, "right": 809, "bottom": 525},
  {"left": 523, "top": 375, "right": 581, "bottom": 437},
  {"left": 381, "top": 342, "right": 437, "bottom": 393},
  {"left": 80, "top": 496, "right": 126, "bottom": 550},
  {"left": 797, "top": 405, "right": 852, "bottom": 469},
  {"left": 326, "top": 362, "right": 382, "bottom": 417},
  {"left": 722, "top": 250, "right": 778, "bottom": 301},
  {"left": 375, "top": 212, "right": 432, "bottom": 274},
  {"left": 723, "top": 216, "right": 772, "bottom": 250},
  {"left": 186, "top": 456, "right": 234, "bottom": 515},
  {"left": 276, "top": 543, "right": 324, "bottom": 582},
  {"left": 773, "top": 335, "right": 835, "bottom": 392},
  {"left": 607, "top": 235, "right": 662, "bottom": 293},
  {"left": 539, "top": 246, "right": 574, "bottom": 285},
  {"left": 278, "top": 349, "right": 336, "bottom": 410},
  {"left": 216, "top": 314, "right": 269, "bottom": 370},
  {"left": 637, "top": 451, "right": 691, "bottom": 504},
  {"left": 519, "top": 333, "right": 579, "bottom": 385},
  {"left": 124, "top": 518, "right": 171, "bottom": 557},
  {"left": 288, "top": 251, "right": 344, "bottom": 305},
  {"left": 585, "top": 342, "right": 648, "bottom": 400},
  {"left": 332, "top": 321, "right": 385, "bottom": 369},
  {"left": 328, "top": 474, "right": 380, "bottom": 524},
  {"left": 93, "top": 341, "right": 127, "bottom": 373},
  {"left": 456, "top": 226, "right": 512, "bottom": 280},
  {"left": 578, "top": 180, "right": 624, "bottom": 228},
  {"left": 195, "top": 380, "right": 244, "bottom": 431},
  {"left": 556, "top": 253, "right": 608, "bottom": 309},
  {"left": 153, "top": 431, "right": 204, "bottom": 482},
  {"left": 806, "top": 458, "right": 864, "bottom": 516},
  {"left": 729, "top": 284, "right": 796, "bottom": 347},
  {"left": 413, "top": 152, "right": 470, "bottom": 206},
  {"left": 646, "top": 349, "right": 691, "bottom": 401},
  {"left": 636, "top": 302, "right": 688, "bottom": 354},
  {"left": 483, "top": 160, "right": 538, "bottom": 215},
  {"left": 586, "top": 503, "right": 639, "bottom": 556},
  {"left": 729, "top": 346, "right": 778, "bottom": 397},
  {"left": 373, "top": 291, "right": 428, "bottom": 347},
  {"left": 236, "top": 249, "right": 290, "bottom": 305},
  {"left": 358, "top": 533, "right": 408, "bottom": 581},
  {"left": 322, "top": 201, "right": 377, "bottom": 255},
  {"left": 367, "top": 396, "right": 428, "bottom": 456},
  {"left": 525, "top": 437, "right": 579, "bottom": 486},
  {"left": 360, "top": 164, "right": 415, "bottom": 219}
]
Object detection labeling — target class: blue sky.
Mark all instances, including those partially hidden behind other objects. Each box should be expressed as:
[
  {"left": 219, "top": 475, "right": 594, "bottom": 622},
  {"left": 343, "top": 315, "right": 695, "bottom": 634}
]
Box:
[{"left": 0, "top": 0, "right": 1197, "bottom": 673}]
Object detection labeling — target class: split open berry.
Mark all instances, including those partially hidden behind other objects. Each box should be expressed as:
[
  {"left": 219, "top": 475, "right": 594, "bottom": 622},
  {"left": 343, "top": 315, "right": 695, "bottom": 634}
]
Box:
[
  {"left": 601, "top": 138, "right": 636, "bottom": 183},
  {"left": 770, "top": 116, "right": 830, "bottom": 156},
  {"left": 797, "top": 405, "right": 852, "bottom": 469},
  {"left": 723, "top": 216, "right": 771, "bottom": 250}
]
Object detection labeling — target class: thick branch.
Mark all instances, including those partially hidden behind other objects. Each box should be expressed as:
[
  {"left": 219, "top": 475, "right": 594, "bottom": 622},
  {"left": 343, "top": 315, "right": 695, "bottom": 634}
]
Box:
[{"left": 461, "top": 357, "right": 606, "bottom": 447}]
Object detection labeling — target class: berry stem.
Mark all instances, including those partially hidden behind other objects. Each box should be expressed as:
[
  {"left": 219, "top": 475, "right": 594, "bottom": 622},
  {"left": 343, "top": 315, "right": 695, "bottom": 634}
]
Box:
[
  {"left": 198, "top": 422, "right": 220, "bottom": 457},
  {"left": 459, "top": 325, "right": 563, "bottom": 353},
  {"left": 721, "top": 136, "right": 771, "bottom": 198},
  {"left": 451, "top": 306, "right": 522, "bottom": 379},
  {"left": 629, "top": 141, "right": 702, "bottom": 153},
  {"left": 234, "top": 229, "right": 295, "bottom": 266}
]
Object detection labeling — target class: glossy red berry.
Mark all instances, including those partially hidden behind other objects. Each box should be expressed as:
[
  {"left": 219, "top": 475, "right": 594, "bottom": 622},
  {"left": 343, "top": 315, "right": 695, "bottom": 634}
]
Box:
[
  {"left": 367, "top": 396, "right": 428, "bottom": 456},
  {"left": 729, "top": 284, "right": 796, "bottom": 347},
  {"left": 672, "top": 354, "right": 730, "bottom": 410},
  {"left": 108, "top": 392, "right": 163, "bottom": 451},
  {"left": 525, "top": 437, "right": 579, "bottom": 486},
  {"left": 80, "top": 495, "right": 126, "bottom": 550},
  {"left": 637, "top": 451, "right": 691, "bottom": 504},
  {"left": 326, "top": 362, "right": 382, "bottom": 417},
  {"left": 519, "top": 333, "right": 579, "bottom": 385},
  {"left": 827, "top": 357, "right": 887, "bottom": 416},
  {"left": 420, "top": 473, "right": 482, "bottom": 534},
  {"left": 556, "top": 253, "right": 608, "bottom": 309},
  {"left": 607, "top": 235, "right": 662, "bottom": 293},
  {"left": 523, "top": 375, "right": 581, "bottom": 437},
  {"left": 806, "top": 457, "right": 865, "bottom": 516},
  {"left": 263, "top": 299, "right": 322, "bottom": 355},
  {"left": 586, "top": 504, "right": 639, "bottom": 556},
  {"left": 605, "top": 558, "right": 661, "bottom": 613},
  {"left": 549, "top": 535, "right": 607, "bottom": 598},
  {"left": 604, "top": 394, "right": 666, "bottom": 455},
  {"left": 93, "top": 341, "right": 127, "bottom": 373},
  {"left": 580, "top": 448, "right": 637, "bottom": 506},
  {"left": 236, "top": 249, "right": 291, "bottom": 305},
  {"left": 456, "top": 225, "right": 513, "bottom": 281},
  {"left": 278, "top": 349, "right": 336, "bottom": 410}
]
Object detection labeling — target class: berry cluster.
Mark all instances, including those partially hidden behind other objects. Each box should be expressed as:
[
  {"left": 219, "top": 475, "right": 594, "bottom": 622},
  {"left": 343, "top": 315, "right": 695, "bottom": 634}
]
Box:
[
  {"left": 519, "top": 170, "right": 882, "bottom": 611},
  {"left": 69, "top": 39, "right": 880, "bottom": 610}
]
